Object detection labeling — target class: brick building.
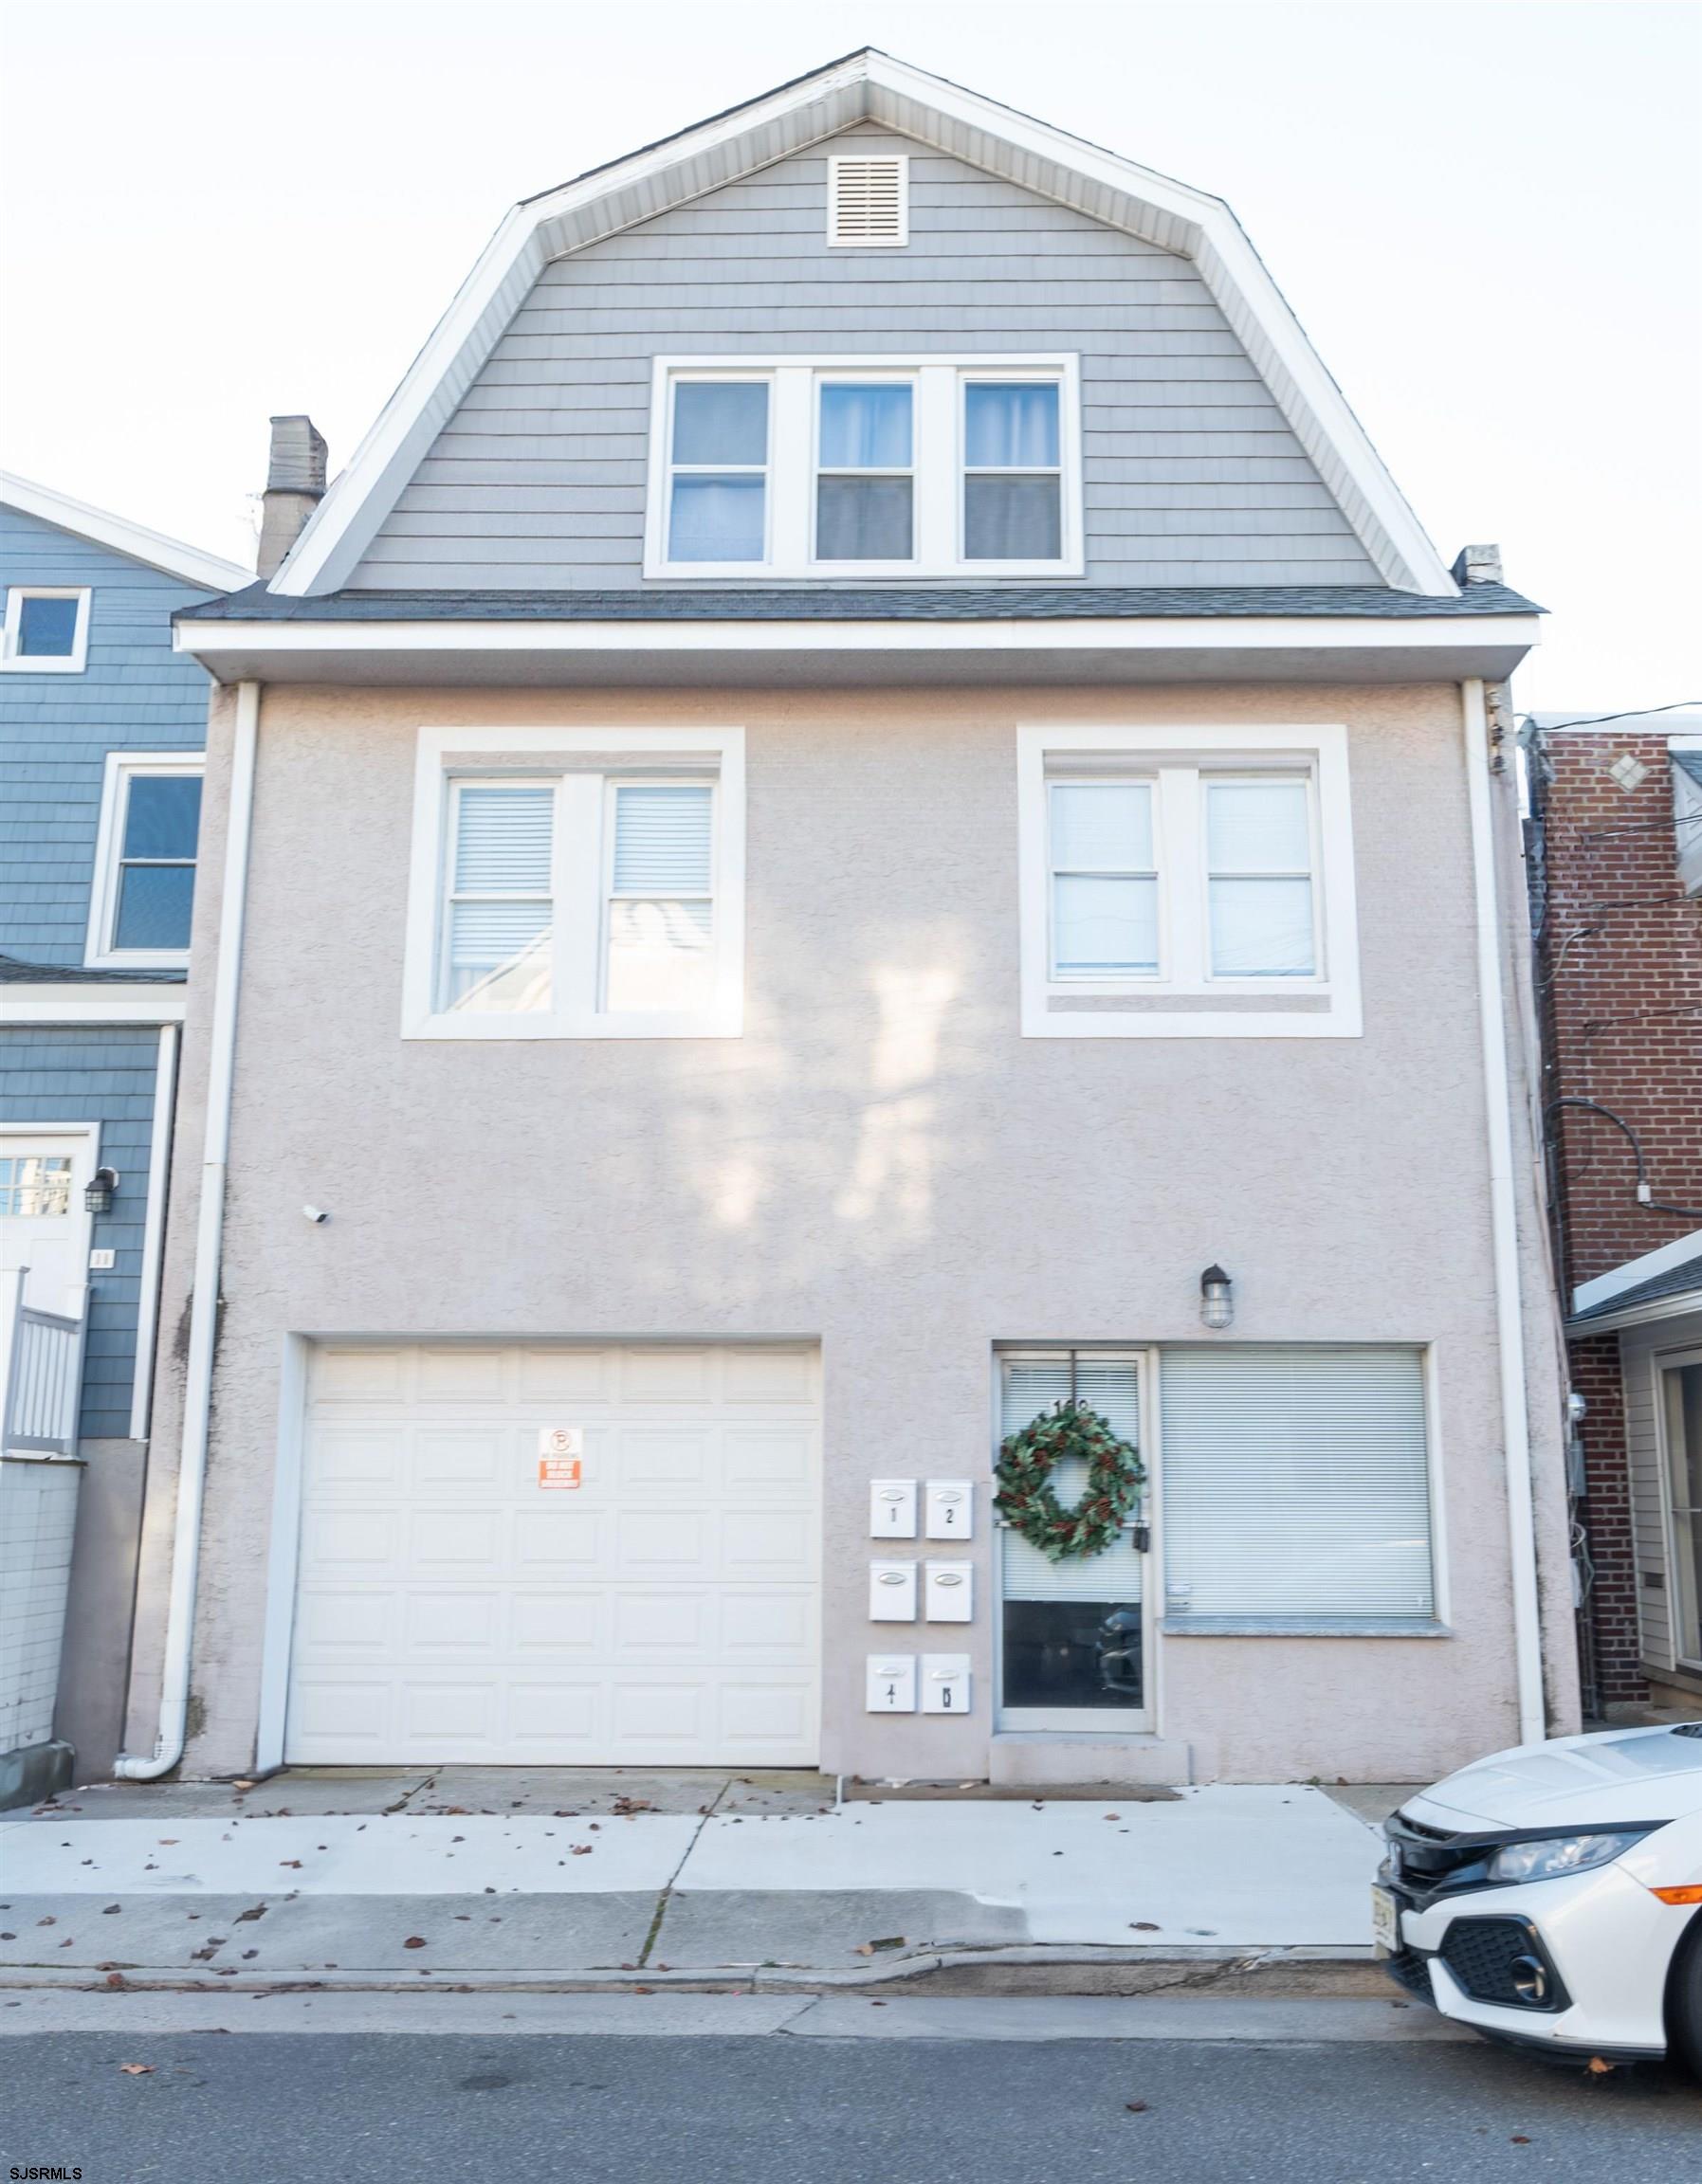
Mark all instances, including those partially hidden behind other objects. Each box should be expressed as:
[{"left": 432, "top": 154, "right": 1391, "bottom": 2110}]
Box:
[{"left": 1528, "top": 708, "right": 1702, "bottom": 1713}]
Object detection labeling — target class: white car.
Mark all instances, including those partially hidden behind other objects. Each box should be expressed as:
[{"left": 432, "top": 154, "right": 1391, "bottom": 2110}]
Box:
[{"left": 1377, "top": 1722, "right": 1702, "bottom": 2067}]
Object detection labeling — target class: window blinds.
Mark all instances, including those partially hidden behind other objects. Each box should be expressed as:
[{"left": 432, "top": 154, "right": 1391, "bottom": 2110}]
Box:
[
  {"left": 999, "top": 1356, "right": 1144, "bottom": 1604},
  {"left": 1161, "top": 1346, "right": 1434, "bottom": 1621},
  {"left": 446, "top": 785, "right": 553, "bottom": 1011},
  {"left": 607, "top": 783, "right": 714, "bottom": 1012}
]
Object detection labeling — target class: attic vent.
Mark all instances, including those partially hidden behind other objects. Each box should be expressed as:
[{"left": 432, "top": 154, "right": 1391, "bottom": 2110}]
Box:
[{"left": 829, "top": 155, "right": 908, "bottom": 246}]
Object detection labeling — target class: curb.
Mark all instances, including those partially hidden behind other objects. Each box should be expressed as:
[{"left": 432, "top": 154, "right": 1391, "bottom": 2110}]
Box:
[{"left": 0, "top": 1942, "right": 1382, "bottom": 2000}]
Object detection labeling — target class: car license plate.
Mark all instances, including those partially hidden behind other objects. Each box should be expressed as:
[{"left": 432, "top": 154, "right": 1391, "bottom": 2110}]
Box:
[{"left": 1370, "top": 1884, "right": 1401, "bottom": 1956}]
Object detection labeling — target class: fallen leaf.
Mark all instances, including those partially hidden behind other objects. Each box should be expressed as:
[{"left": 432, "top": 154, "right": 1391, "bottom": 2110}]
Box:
[
  {"left": 119, "top": 2064, "right": 155, "bottom": 2076},
  {"left": 1125, "top": 2101, "right": 1150, "bottom": 2114},
  {"left": 104, "top": 1973, "right": 127, "bottom": 1990},
  {"left": 1104, "top": 1813, "right": 1122, "bottom": 1821},
  {"left": 279, "top": 1860, "right": 302, "bottom": 1870},
  {"left": 36, "top": 1918, "right": 55, "bottom": 1928},
  {"left": 403, "top": 1937, "right": 428, "bottom": 1949},
  {"left": 158, "top": 1839, "right": 178, "bottom": 1846},
  {"left": 852, "top": 1937, "right": 906, "bottom": 1956},
  {"left": 235, "top": 1905, "right": 266, "bottom": 1923},
  {"left": 102, "top": 1904, "right": 122, "bottom": 1916},
  {"left": 1511, "top": 2137, "right": 1531, "bottom": 2146},
  {"left": 571, "top": 1845, "right": 595, "bottom": 1857},
  {"left": 1129, "top": 1922, "right": 1161, "bottom": 1932},
  {"left": 242, "top": 1950, "right": 258, "bottom": 1960},
  {"left": 632, "top": 1985, "right": 654, "bottom": 1994},
  {"left": 231, "top": 1780, "right": 256, "bottom": 1793},
  {"left": 1586, "top": 2057, "right": 1614, "bottom": 2076}
]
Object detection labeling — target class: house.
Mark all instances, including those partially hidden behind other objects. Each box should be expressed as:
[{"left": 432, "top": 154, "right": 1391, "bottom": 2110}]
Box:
[
  {"left": 131, "top": 49, "right": 1575, "bottom": 1790},
  {"left": 0, "top": 470, "right": 247, "bottom": 1799},
  {"left": 1527, "top": 708, "right": 1702, "bottom": 1720}
]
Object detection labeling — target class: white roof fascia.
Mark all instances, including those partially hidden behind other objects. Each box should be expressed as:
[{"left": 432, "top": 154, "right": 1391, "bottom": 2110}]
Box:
[
  {"left": 176, "top": 610, "right": 1539, "bottom": 663},
  {"left": 0, "top": 470, "right": 249, "bottom": 592},
  {"left": 1572, "top": 1225, "right": 1702, "bottom": 1318},
  {"left": 272, "top": 48, "right": 1455, "bottom": 600}
]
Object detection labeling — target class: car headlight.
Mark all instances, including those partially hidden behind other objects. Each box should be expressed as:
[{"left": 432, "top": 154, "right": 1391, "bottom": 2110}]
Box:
[{"left": 1488, "top": 1830, "right": 1647, "bottom": 1884}]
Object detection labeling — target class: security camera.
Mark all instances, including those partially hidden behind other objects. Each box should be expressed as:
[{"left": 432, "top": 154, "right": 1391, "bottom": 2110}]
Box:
[{"left": 302, "top": 1205, "right": 329, "bottom": 1225}]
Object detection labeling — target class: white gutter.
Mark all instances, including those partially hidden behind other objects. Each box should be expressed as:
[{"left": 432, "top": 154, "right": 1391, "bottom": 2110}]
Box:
[
  {"left": 1463, "top": 677, "right": 1546, "bottom": 1746},
  {"left": 116, "top": 681, "right": 259, "bottom": 1778}
]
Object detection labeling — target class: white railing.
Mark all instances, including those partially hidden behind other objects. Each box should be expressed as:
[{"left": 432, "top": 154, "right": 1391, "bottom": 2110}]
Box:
[{"left": 0, "top": 1268, "right": 87, "bottom": 1459}]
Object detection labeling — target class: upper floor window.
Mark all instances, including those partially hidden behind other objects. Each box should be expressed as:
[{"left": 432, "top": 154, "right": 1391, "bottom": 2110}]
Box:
[
  {"left": 84, "top": 755, "right": 204, "bottom": 970},
  {"left": 402, "top": 725, "right": 744, "bottom": 1041},
  {"left": 1017, "top": 722, "right": 1362, "bottom": 1039},
  {"left": 2, "top": 586, "right": 91, "bottom": 672},
  {"left": 645, "top": 355, "right": 1082, "bottom": 580}
]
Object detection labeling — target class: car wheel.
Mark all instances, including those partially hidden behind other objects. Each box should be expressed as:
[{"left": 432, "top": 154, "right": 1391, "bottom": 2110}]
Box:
[{"left": 1664, "top": 1914, "right": 1702, "bottom": 2078}]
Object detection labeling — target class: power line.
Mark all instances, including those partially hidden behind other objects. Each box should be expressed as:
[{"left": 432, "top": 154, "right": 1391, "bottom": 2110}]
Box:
[{"left": 1528, "top": 701, "right": 1702, "bottom": 732}]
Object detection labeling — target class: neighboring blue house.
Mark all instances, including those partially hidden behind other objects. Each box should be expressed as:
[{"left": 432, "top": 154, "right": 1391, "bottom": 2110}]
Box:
[{"left": 0, "top": 471, "right": 247, "bottom": 1788}]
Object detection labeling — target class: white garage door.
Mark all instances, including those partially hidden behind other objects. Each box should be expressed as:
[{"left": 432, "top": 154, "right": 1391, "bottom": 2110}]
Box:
[{"left": 285, "top": 1341, "right": 820, "bottom": 1767}]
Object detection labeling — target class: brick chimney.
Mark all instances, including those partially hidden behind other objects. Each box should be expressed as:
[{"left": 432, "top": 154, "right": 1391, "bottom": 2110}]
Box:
[
  {"left": 1451, "top": 542, "right": 1504, "bottom": 587},
  {"left": 257, "top": 414, "right": 328, "bottom": 579}
]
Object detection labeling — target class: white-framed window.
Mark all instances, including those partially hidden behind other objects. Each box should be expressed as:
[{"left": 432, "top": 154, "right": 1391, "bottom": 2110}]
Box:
[
  {"left": 663, "top": 379, "right": 771, "bottom": 565},
  {"left": 827, "top": 155, "right": 908, "bottom": 246},
  {"left": 401, "top": 725, "right": 744, "bottom": 1040},
  {"left": 2, "top": 586, "right": 91, "bottom": 672},
  {"left": 644, "top": 355, "right": 1083, "bottom": 579},
  {"left": 84, "top": 754, "right": 205, "bottom": 969},
  {"left": 1017, "top": 722, "right": 1361, "bottom": 1037},
  {"left": 1159, "top": 1344, "right": 1442, "bottom": 1633}
]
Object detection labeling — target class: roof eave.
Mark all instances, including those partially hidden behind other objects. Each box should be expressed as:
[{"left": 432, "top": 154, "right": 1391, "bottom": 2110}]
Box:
[
  {"left": 174, "top": 609, "right": 1538, "bottom": 690},
  {"left": 0, "top": 469, "right": 250, "bottom": 592}
]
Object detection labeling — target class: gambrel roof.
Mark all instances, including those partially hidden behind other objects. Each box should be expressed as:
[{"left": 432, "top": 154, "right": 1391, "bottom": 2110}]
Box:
[
  {"left": 272, "top": 48, "right": 1457, "bottom": 599},
  {"left": 0, "top": 470, "right": 248, "bottom": 592}
]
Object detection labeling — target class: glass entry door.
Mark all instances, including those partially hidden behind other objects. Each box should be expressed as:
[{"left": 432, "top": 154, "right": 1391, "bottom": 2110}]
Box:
[
  {"left": 1661, "top": 1353, "right": 1702, "bottom": 1670},
  {"left": 997, "top": 1351, "right": 1149, "bottom": 1730}
]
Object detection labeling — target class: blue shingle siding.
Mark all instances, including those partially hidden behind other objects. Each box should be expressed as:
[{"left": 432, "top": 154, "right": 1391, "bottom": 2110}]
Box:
[
  {"left": 0, "top": 1026, "right": 163, "bottom": 1439},
  {"left": 0, "top": 503, "right": 216, "bottom": 966},
  {"left": 350, "top": 123, "right": 1382, "bottom": 592}
]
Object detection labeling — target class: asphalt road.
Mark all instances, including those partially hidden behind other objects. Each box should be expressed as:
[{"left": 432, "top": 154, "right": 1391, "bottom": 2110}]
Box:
[{"left": 4, "top": 2029, "right": 1702, "bottom": 2184}]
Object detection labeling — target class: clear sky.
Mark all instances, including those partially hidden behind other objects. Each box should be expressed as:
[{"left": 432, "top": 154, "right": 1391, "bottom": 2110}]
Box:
[{"left": 2, "top": 0, "right": 1696, "bottom": 709}]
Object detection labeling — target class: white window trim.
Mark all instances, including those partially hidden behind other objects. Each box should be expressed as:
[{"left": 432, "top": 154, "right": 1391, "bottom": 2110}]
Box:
[
  {"left": 643, "top": 355, "right": 1084, "bottom": 581},
  {"left": 1017, "top": 722, "right": 1362, "bottom": 1038},
  {"left": 2, "top": 586, "right": 91, "bottom": 672},
  {"left": 84, "top": 752, "right": 204, "bottom": 971},
  {"left": 401, "top": 724, "right": 744, "bottom": 1040},
  {"left": 827, "top": 153, "right": 909, "bottom": 247}
]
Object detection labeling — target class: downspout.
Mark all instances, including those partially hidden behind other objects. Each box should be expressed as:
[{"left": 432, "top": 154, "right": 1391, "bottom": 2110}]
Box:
[
  {"left": 116, "top": 679, "right": 259, "bottom": 1778},
  {"left": 1463, "top": 676, "right": 1546, "bottom": 1746}
]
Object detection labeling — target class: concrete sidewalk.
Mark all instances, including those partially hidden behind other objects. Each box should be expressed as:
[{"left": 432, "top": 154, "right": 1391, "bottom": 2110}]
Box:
[{"left": 0, "top": 1773, "right": 1394, "bottom": 1989}]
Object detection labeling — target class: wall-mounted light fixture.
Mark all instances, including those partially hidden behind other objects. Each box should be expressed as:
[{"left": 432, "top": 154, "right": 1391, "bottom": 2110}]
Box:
[
  {"left": 84, "top": 1167, "right": 119, "bottom": 1216},
  {"left": 1199, "top": 1264, "right": 1234, "bottom": 1330}
]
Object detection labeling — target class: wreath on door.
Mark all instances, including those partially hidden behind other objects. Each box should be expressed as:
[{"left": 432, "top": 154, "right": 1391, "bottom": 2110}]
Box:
[{"left": 994, "top": 1400, "right": 1145, "bottom": 1562}]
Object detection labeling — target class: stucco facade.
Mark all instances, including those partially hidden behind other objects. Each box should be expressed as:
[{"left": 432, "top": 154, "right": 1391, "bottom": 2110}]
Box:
[{"left": 126, "top": 674, "right": 1579, "bottom": 1783}]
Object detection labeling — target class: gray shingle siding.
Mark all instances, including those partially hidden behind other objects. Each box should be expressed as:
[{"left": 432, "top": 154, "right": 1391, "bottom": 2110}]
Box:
[
  {"left": 2, "top": 502, "right": 215, "bottom": 1441},
  {"left": 0, "top": 503, "right": 216, "bottom": 965},
  {"left": 350, "top": 125, "right": 1382, "bottom": 592},
  {"left": 0, "top": 1027, "right": 163, "bottom": 1439}
]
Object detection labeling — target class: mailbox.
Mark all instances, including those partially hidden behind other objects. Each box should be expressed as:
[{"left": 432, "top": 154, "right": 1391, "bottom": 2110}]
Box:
[
  {"left": 869, "top": 1559, "right": 919, "bottom": 1621},
  {"left": 869, "top": 1479, "right": 919, "bottom": 1539},
  {"left": 866, "top": 1654, "right": 917, "bottom": 1713},
  {"left": 922, "top": 1654, "right": 972, "bottom": 1715},
  {"left": 924, "top": 1560, "right": 973, "bottom": 1623},
  {"left": 924, "top": 1480, "right": 973, "bottom": 1540}
]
